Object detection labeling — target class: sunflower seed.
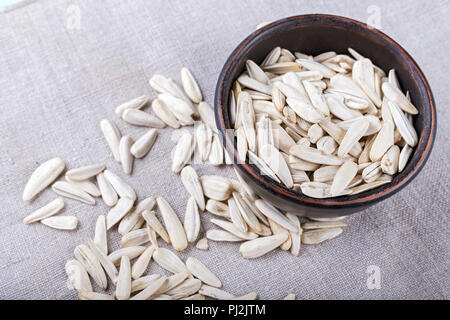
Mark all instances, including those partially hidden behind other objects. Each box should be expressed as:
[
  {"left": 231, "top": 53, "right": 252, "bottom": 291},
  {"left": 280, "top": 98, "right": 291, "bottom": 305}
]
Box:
[
  {"left": 121, "top": 228, "right": 149, "bottom": 247},
  {"left": 209, "top": 133, "right": 224, "bottom": 166},
  {"left": 87, "top": 238, "right": 118, "bottom": 283},
  {"left": 96, "top": 173, "right": 118, "bottom": 207},
  {"left": 198, "top": 101, "right": 217, "bottom": 131},
  {"left": 186, "top": 257, "right": 222, "bottom": 288},
  {"left": 106, "top": 197, "right": 135, "bottom": 230},
  {"left": 23, "top": 198, "right": 64, "bottom": 224},
  {"left": 268, "top": 218, "right": 291, "bottom": 251},
  {"left": 330, "top": 75, "right": 373, "bottom": 107},
  {"left": 180, "top": 67, "right": 203, "bottom": 103},
  {"left": 233, "top": 192, "right": 262, "bottom": 232},
  {"left": 312, "top": 166, "right": 338, "bottom": 182},
  {"left": 52, "top": 181, "right": 95, "bottom": 205},
  {"left": 318, "top": 117, "right": 362, "bottom": 158},
  {"left": 389, "top": 101, "right": 418, "bottom": 147},
  {"left": 22, "top": 157, "right": 65, "bottom": 202},
  {"left": 156, "top": 271, "right": 190, "bottom": 295},
  {"left": 74, "top": 244, "right": 107, "bottom": 290},
  {"left": 272, "top": 85, "right": 286, "bottom": 112},
  {"left": 246, "top": 60, "right": 270, "bottom": 84},
  {"left": 131, "top": 274, "right": 163, "bottom": 293},
  {"left": 119, "top": 136, "right": 134, "bottom": 175},
  {"left": 290, "top": 145, "right": 343, "bottom": 166},
  {"left": 337, "top": 118, "right": 370, "bottom": 157},
  {"left": 100, "top": 119, "right": 121, "bottom": 162},
  {"left": 66, "top": 163, "right": 105, "bottom": 181},
  {"left": 130, "top": 277, "right": 167, "bottom": 300},
  {"left": 131, "top": 246, "right": 155, "bottom": 280},
  {"left": 369, "top": 120, "right": 394, "bottom": 162},
  {"left": 352, "top": 59, "right": 382, "bottom": 107},
  {"left": 283, "top": 293, "right": 296, "bottom": 300},
  {"left": 205, "top": 199, "right": 230, "bottom": 219},
  {"left": 114, "top": 256, "right": 132, "bottom": 300},
  {"left": 153, "top": 247, "right": 188, "bottom": 274},
  {"left": 240, "top": 233, "right": 288, "bottom": 259},
  {"left": 303, "top": 80, "right": 330, "bottom": 116},
  {"left": 264, "top": 62, "right": 302, "bottom": 74},
  {"left": 206, "top": 229, "right": 244, "bottom": 242},
  {"left": 118, "top": 197, "right": 156, "bottom": 235},
  {"left": 261, "top": 47, "right": 281, "bottom": 67},
  {"left": 326, "top": 95, "right": 360, "bottom": 121},
  {"left": 130, "top": 130, "right": 158, "bottom": 160},
  {"left": 286, "top": 97, "right": 323, "bottom": 123},
  {"left": 122, "top": 109, "right": 165, "bottom": 128},
  {"left": 248, "top": 151, "right": 281, "bottom": 183},
  {"left": 78, "top": 292, "right": 115, "bottom": 300},
  {"left": 296, "top": 59, "right": 335, "bottom": 78},
  {"left": 307, "top": 123, "right": 324, "bottom": 144},
  {"left": 184, "top": 197, "right": 201, "bottom": 243},
  {"left": 201, "top": 175, "right": 232, "bottom": 201},
  {"left": 236, "top": 127, "right": 248, "bottom": 162},
  {"left": 382, "top": 82, "right": 418, "bottom": 115},
  {"left": 381, "top": 145, "right": 400, "bottom": 175},
  {"left": 142, "top": 210, "right": 170, "bottom": 243},
  {"left": 301, "top": 182, "right": 351, "bottom": 198},
  {"left": 172, "top": 133, "right": 195, "bottom": 173},
  {"left": 65, "top": 259, "right": 92, "bottom": 292},
  {"left": 254, "top": 199, "right": 297, "bottom": 232},
  {"left": 316, "top": 136, "right": 336, "bottom": 154},
  {"left": 199, "top": 285, "right": 236, "bottom": 300},
  {"left": 41, "top": 216, "right": 78, "bottom": 230},
  {"left": 210, "top": 218, "right": 258, "bottom": 240},
  {"left": 330, "top": 160, "right": 358, "bottom": 196},
  {"left": 302, "top": 228, "right": 343, "bottom": 244},
  {"left": 237, "top": 92, "right": 256, "bottom": 152},
  {"left": 65, "top": 177, "right": 101, "bottom": 197},
  {"left": 180, "top": 166, "right": 205, "bottom": 211},
  {"left": 292, "top": 171, "right": 310, "bottom": 184},
  {"left": 288, "top": 154, "right": 320, "bottom": 171},
  {"left": 259, "top": 144, "right": 293, "bottom": 188},
  {"left": 302, "top": 221, "right": 348, "bottom": 230},
  {"left": 227, "top": 197, "right": 247, "bottom": 233},
  {"left": 238, "top": 74, "right": 272, "bottom": 95},
  {"left": 351, "top": 180, "right": 390, "bottom": 195},
  {"left": 156, "top": 197, "right": 188, "bottom": 251},
  {"left": 157, "top": 93, "right": 194, "bottom": 125},
  {"left": 286, "top": 213, "right": 302, "bottom": 256},
  {"left": 362, "top": 162, "right": 382, "bottom": 183},
  {"left": 233, "top": 292, "right": 259, "bottom": 300},
  {"left": 115, "top": 95, "right": 149, "bottom": 117},
  {"left": 103, "top": 170, "right": 136, "bottom": 200},
  {"left": 108, "top": 246, "right": 146, "bottom": 265},
  {"left": 272, "top": 121, "right": 296, "bottom": 153},
  {"left": 152, "top": 98, "right": 180, "bottom": 129},
  {"left": 337, "top": 115, "right": 381, "bottom": 136},
  {"left": 167, "top": 278, "right": 202, "bottom": 298},
  {"left": 398, "top": 144, "right": 413, "bottom": 172},
  {"left": 196, "top": 123, "right": 213, "bottom": 161},
  {"left": 196, "top": 238, "right": 209, "bottom": 250}
]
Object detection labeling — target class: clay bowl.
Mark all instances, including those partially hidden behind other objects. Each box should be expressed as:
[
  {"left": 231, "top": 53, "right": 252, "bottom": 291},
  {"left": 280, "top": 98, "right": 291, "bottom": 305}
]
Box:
[{"left": 214, "top": 14, "right": 436, "bottom": 218}]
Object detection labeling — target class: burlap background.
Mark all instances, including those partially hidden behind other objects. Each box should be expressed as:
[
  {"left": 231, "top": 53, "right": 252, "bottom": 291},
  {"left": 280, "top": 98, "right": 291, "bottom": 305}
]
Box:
[{"left": 0, "top": 0, "right": 448, "bottom": 299}]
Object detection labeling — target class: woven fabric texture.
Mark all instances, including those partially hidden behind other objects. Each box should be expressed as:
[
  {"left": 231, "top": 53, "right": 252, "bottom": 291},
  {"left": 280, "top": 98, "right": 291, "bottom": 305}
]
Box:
[{"left": 0, "top": 0, "right": 448, "bottom": 300}]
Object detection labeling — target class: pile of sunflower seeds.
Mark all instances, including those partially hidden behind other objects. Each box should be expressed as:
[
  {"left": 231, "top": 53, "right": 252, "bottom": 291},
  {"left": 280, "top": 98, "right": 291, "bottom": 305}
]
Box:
[
  {"left": 232, "top": 47, "right": 418, "bottom": 198},
  {"left": 22, "top": 53, "right": 390, "bottom": 299}
]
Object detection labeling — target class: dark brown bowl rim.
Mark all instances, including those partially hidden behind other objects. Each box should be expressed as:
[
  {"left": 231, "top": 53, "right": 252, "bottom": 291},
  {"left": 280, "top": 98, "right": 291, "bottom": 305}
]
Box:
[{"left": 214, "top": 14, "right": 436, "bottom": 209}]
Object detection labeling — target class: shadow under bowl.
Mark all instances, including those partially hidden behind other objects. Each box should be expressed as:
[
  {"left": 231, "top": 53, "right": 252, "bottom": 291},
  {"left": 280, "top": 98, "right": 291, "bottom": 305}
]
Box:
[{"left": 214, "top": 14, "right": 436, "bottom": 218}]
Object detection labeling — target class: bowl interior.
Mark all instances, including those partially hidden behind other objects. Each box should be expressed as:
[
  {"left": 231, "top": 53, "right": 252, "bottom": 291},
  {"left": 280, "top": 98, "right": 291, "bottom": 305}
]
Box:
[{"left": 215, "top": 15, "right": 436, "bottom": 211}]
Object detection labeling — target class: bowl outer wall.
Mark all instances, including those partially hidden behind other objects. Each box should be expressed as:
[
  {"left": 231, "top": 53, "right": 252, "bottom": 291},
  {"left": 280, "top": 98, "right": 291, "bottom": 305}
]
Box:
[{"left": 214, "top": 14, "right": 436, "bottom": 217}]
